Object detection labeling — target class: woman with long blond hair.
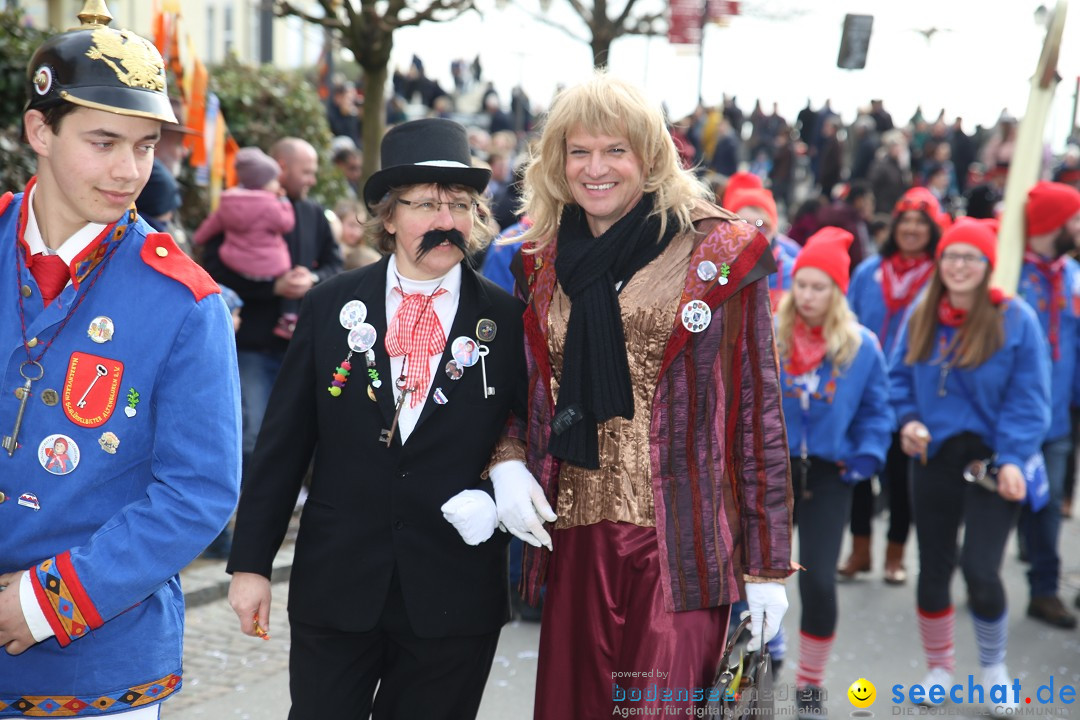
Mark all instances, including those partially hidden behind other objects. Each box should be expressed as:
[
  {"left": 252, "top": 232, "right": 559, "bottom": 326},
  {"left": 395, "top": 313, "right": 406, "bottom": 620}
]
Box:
[
  {"left": 485, "top": 71, "right": 793, "bottom": 718},
  {"left": 890, "top": 218, "right": 1050, "bottom": 717},
  {"left": 775, "top": 227, "right": 893, "bottom": 719}
]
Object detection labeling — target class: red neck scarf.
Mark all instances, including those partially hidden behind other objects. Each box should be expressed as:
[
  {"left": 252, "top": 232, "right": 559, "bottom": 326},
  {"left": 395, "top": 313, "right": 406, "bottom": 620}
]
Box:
[
  {"left": 786, "top": 316, "right": 828, "bottom": 376},
  {"left": 937, "top": 288, "right": 1007, "bottom": 328},
  {"left": 384, "top": 286, "right": 447, "bottom": 408},
  {"left": 1024, "top": 249, "right": 1067, "bottom": 360},
  {"left": 881, "top": 253, "right": 935, "bottom": 315}
]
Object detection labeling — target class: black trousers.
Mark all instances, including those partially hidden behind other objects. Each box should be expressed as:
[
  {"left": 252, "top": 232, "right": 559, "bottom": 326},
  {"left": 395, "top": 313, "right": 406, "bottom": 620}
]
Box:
[
  {"left": 793, "top": 457, "right": 853, "bottom": 637},
  {"left": 287, "top": 569, "right": 501, "bottom": 720},
  {"left": 911, "top": 433, "right": 1020, "bottom": 617},
  {"left": 850, "top": 432, "right": 911, "bottom": 544}
]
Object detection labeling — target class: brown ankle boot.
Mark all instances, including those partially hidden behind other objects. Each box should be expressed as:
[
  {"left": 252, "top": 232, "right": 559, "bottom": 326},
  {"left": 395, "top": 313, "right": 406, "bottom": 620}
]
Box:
[
  {"left": 884, "top": 540, "right": 908, "bottom": 585},
  {"left": 838, "top": 535, "right": 872, "bottom": 578}
]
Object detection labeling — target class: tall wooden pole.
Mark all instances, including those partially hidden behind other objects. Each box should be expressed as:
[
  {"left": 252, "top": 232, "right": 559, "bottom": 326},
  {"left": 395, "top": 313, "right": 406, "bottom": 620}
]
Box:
[{"left": 993, "top": 0, "right": 1068, "bottom": 294}]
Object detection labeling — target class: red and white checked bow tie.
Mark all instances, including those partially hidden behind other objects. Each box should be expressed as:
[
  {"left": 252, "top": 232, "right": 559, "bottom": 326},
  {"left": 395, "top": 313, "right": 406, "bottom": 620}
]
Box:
[{"left": 384, "top": 286, "right": 447, "bottom": 408}]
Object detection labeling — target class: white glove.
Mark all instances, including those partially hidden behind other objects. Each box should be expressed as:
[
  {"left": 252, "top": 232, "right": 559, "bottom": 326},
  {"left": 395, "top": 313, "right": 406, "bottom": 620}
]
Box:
[
  {"left": 440, "top": 490, "right": 499, "bottom": 546},
  {"left": 744, "top": 581, "right": 788, "bottom": 652},
  {"left": 490, "top": 460, "right": 557, "bottom": 550}
]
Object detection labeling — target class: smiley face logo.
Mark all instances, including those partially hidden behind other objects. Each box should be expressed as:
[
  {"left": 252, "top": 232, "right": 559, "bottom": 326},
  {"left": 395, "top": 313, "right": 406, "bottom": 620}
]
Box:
[{"left": 848, "top": 677, "right": 876, "bottom": 708}]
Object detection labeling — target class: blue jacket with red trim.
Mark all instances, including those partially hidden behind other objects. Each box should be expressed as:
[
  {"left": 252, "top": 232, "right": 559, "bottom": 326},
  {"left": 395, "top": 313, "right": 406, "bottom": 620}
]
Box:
[{"left": 0, "top": 183, "right": 240, "bottom": 716}]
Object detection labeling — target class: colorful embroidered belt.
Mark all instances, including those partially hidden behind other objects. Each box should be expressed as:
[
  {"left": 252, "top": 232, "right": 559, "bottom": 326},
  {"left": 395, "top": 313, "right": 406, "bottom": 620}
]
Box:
[{"left": 0, "top": 673, "right": 180, "bottom": 717}]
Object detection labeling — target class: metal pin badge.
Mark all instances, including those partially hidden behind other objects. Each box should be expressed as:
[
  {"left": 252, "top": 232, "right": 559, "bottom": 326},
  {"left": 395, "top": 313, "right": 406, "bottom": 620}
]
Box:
[
  {"left": 476, "top": 319, "right": 497, "bottom": 342},
  {"left": 445, "top": 359, "right": 464, "bottom": 381},
  {"left": 41, "top": 389, "right": 59, "bottom": 407},
  {"left": 433, "top": 388, "right": 448, "bottom": 405},
  {"left": 18, "top": 492, "right": 40, "bottom": 511},
  {"left": 697, "top": 261, "right": 718, "bottom": 282},
  {"left": 124, "top": 388, "right": 140, "bottom": 417},
  {"left": 98, "top": 431, "right": 120, "bottom": 454}
]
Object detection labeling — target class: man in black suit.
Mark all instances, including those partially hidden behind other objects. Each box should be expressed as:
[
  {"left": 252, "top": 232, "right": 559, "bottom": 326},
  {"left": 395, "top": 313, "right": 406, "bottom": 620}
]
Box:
[{"left": 226, "top": 119, "right": 530, "bottom": 719}]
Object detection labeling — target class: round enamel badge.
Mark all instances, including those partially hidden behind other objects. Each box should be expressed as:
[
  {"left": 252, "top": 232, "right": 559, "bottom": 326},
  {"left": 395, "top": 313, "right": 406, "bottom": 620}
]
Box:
[
  {"left": 38, "top": 434, "right": 80, "bottom": 475},
  {"left": 681, "top": 300, "right": 712, "bottom": 333},
  {"left": 347, "top": 323, "right": 378, "bottom": 353},
  {"left": 339, "top": 300, "right": 368, "bottom": 330}
]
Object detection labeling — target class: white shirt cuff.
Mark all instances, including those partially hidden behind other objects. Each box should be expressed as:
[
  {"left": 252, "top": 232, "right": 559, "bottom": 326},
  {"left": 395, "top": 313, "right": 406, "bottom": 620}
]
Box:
[{"left": 19, "top": 570, "right": 55, "bottom": 643}]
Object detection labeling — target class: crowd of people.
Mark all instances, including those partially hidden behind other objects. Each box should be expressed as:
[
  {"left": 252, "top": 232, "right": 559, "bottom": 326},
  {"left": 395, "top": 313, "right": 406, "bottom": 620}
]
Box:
[{"left": 6, "top": 6, "right": 1080, "bottom": 720}]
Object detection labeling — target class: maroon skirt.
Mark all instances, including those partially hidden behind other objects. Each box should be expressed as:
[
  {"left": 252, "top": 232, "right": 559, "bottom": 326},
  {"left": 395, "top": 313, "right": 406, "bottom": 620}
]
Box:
[{"left": 533, "top": 520, "right": 730, "bottom": 719}]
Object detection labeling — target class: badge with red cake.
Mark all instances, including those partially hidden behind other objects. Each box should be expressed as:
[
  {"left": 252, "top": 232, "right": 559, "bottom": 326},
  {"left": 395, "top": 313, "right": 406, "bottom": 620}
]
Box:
[{"left": 62, "top": 352, "right": 124, "bottom": 428}]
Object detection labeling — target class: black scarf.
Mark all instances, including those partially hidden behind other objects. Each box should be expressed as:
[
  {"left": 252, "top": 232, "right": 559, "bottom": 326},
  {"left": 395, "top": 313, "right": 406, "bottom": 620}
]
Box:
[{"left": 550, "top": 193, "right": 678, "bottom": 469}]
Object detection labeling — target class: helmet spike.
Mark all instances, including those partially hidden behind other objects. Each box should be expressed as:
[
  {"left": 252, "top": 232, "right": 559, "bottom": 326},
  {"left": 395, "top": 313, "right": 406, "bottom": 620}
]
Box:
[{"left": 77, "top": 0, "right": 114, "bottom": 28}]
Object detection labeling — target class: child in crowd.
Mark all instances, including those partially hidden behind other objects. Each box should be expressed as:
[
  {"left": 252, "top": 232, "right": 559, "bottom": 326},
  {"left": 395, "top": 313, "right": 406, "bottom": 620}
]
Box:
[{"left": 195, "top": 146, "right": 296, "bottom": 338}]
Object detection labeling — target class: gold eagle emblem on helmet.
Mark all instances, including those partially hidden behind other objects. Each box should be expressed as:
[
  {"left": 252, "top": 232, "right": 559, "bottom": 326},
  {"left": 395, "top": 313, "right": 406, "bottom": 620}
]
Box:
[{"left": 85, "top": 27, "right": 165, "bottom": 92}]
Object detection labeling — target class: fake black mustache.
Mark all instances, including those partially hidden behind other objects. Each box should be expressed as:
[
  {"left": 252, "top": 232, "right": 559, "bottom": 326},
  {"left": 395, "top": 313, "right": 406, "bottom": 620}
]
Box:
[{"left": 417, "top": 228, "right": 467, "bottom": 260}]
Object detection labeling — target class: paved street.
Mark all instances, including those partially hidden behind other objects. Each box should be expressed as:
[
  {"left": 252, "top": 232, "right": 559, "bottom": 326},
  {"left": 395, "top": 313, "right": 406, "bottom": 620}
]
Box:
[{"left": 164, "top": 508, "right": 1080, "bottom": 719}]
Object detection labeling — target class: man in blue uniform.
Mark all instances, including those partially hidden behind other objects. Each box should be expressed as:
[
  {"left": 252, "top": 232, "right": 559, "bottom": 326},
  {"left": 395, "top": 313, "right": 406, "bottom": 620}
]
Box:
[{"left": 0, "top": 2, "right": 241, "bottom": 717}]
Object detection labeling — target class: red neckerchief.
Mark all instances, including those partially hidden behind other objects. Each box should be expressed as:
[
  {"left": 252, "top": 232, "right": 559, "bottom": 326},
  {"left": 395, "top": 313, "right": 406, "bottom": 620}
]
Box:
[
  {"left": 937, "top": 288, "right": 1008, "bottom": 328},
  {"left": 384, "top": 285, "right": 447, "bottom": 408},
  {"left": 881, "top": 253, "right": 935, "bottom": 315},
  {"left": 1024, "top": 249, "right": 1066, "bottom": 360},
  {"left": 786, "top": 315, "right": 828, "bottom": 376}
]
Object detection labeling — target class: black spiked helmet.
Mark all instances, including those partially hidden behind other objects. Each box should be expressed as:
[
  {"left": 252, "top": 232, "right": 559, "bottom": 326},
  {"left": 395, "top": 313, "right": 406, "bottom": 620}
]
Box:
[
  {"left": 363, "top": 118, "right": 490, "bottom": 210},
  {"left": 25, "top": 0, "right": 176, "bottom": 123}
]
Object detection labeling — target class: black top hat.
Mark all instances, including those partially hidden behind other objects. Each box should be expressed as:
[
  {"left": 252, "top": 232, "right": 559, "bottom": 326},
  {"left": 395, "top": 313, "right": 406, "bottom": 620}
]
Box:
[
  {"left": 363, "top": 118, "right": 490, "bottom": 210},
  {"left": 25, "top": 0, "right": 176, "bottom": 123}
]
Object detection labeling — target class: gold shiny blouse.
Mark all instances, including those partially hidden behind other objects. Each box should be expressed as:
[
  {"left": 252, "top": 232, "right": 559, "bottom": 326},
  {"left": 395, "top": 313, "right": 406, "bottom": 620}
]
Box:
[{"left": 548, "top": 231, "right": 693, "bottom": 529}]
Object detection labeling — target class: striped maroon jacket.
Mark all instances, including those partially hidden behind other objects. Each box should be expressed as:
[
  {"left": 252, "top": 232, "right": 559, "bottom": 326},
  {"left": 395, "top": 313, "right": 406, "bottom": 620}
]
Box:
[{"left": 509, "top": 206, "right": 794, "bottom": 612}]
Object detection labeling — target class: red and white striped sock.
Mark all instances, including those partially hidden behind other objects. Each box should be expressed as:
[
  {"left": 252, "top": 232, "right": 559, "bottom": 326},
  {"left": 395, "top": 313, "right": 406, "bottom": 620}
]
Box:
[
  {"left": 795, "top": 631, "right": 834, "bottom": 688},
  {"left": 917, "top": 606, "right": 956, "bottom": 673}
]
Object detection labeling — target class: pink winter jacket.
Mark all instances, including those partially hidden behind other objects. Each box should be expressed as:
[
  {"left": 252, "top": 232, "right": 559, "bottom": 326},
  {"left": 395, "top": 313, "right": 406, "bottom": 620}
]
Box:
[{"left": 194, "top": 188, "right": 295, "bottom": 278}]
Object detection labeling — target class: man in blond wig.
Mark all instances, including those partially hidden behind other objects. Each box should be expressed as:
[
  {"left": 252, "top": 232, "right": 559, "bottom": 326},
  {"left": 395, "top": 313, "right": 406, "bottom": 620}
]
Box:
[{"left": 488, "top": 72, "right": 793, "bottom": 717}]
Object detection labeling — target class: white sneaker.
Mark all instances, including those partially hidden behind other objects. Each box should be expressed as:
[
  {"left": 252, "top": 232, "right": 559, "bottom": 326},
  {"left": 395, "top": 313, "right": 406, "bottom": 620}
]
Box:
[
  {"left": 981, "top": 663, "right": 1018, "bottom": 717},
  {"left": 916, "top": 667, "right": 954, "bottom": 707}
]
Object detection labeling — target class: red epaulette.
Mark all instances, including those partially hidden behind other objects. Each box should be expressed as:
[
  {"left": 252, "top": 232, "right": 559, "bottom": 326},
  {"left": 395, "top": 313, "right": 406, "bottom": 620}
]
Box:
[
  {"left": 0, "top": 192, "right": 13, "bottom": 217},
  {"left": 140, "top": 233, "right": 220, "bottom": 302}
]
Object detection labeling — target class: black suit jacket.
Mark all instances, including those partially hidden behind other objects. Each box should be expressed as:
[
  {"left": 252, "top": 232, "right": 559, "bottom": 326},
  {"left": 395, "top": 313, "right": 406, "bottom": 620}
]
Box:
[{"left": 228, "top": 255, "right": 526, "bottom": 638}]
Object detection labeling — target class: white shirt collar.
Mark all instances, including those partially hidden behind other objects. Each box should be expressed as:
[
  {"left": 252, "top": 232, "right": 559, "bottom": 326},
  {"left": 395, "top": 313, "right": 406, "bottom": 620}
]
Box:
[
  {"left": 385, "top": 254, "right": 463, "bottom": 304},
  {"left": 24, "top": 184, "right": 108, "bottom": 264}
]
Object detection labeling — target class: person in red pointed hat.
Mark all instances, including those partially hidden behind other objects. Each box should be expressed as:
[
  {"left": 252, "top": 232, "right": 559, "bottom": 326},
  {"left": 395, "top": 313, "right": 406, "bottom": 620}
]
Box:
[
  {"left": 1017, "top": 180, "right": 1080, "bottom": 630},
  {"left": 841, "top": 185, "right": 948, "bottom": 586},
  {"left": 775, "top": 226, "right": 893, "bottom": 718},
  {"left": 891, "top": 217, "right": 1051, "bottom": 717},
  {"left": 0, "top": 2, "right": 241, "bottom": 716}
]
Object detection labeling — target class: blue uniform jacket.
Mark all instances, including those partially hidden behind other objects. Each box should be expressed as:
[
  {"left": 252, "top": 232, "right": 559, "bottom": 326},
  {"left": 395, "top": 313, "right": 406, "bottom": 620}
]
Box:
[
  {"left": 888, "top": 296, "right": 1051, "bottom": 469},
  {"left": 1018, "top": 256, "right": 1080, "bottom": 441},
  {"left": 0, "top": 185, "right": 241, "bottom": 716},
  {"left": 779, "top": 323, "right": 894, "bottom": 465},
  {"left": 848, "top": 255, "right": 925, "bottom": 358}
]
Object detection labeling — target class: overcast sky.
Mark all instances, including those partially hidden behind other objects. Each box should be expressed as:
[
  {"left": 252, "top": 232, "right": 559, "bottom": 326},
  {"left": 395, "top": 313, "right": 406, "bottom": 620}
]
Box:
[{"left": 385, "top": 0, "right": 1079, "bottom": 145}]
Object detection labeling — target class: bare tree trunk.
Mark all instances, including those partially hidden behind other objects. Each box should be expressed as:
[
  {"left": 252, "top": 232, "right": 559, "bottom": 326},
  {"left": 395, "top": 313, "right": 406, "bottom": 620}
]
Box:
[{"left": 360, "top": 63, "right": 388, "bottom": 190}]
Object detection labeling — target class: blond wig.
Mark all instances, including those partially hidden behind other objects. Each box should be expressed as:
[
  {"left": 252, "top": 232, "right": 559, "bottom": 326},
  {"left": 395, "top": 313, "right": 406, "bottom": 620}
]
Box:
[{"left": 517, "top": 70, "right": 710, "bottom": 250}]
